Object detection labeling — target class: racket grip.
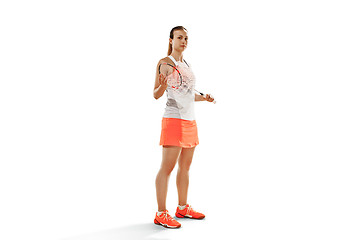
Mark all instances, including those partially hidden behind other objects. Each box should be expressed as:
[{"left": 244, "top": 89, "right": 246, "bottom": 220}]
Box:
[{"left": 196, "top": 91, "right": 216, "bottom": 104}]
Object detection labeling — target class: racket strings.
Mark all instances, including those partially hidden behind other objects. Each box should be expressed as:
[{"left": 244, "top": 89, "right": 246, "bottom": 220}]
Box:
[
  {"left": 166, "top": 69, "right": 182, "bottom": 89},
  {"left": 159, "top": 62, "right": 197, "bottom": 94},
  {"left": 159, "top": 63, "right": 183, "bottom": 90}
]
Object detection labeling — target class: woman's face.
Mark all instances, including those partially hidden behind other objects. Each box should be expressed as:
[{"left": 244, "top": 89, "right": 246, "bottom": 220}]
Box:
[{"left": 170, "top": 30, "right": 188, "bottom": 52}]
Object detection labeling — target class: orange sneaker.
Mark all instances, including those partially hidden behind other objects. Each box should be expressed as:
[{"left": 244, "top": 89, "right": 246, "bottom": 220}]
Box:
[
  {"left": 175, "top": 204, "right": 205, "bottom": 219},
  {"left": 154, "top": 210, "right": 181, "bottom": 228}
]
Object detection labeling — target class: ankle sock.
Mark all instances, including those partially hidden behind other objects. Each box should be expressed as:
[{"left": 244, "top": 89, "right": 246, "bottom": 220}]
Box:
[
  {"left": 178, "top": 204, "right": 187, "bottom": 210},
  {"left": 157, "top": 211, "right": 166, "bottom": 216}
]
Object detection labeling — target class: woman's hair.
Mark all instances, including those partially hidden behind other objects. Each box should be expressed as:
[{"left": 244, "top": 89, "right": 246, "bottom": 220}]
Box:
[{"left": 167, "top": 26, "right": 187, "bottom": 56}]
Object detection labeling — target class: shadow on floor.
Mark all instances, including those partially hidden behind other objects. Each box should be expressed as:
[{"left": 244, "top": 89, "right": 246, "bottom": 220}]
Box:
[{"left": 60, "top": 223, "right": 172, "bottom": 240}]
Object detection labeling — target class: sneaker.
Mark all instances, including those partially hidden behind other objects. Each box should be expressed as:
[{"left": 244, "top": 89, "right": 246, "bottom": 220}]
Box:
[
  {"left": 154, "top": 210, "right": 181, "bottom": 228},
  {"left": 175, "top": 204, "right": 205, "bottom": 219}
]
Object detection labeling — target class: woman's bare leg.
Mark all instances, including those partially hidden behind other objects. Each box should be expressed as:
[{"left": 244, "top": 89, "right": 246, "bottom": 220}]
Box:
[
  {"left": 155, "top": 146, "right": 182, "bottom": 212},
  {"left": 176, "top": 147, "right": 196, "bottom": 206}
]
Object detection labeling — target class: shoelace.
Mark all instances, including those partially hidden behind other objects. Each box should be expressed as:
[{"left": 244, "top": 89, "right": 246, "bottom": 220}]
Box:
[
  {"left": 186, "top": 205, "right": 195, "bottom": 216},
  {"left": 161, "top": 211, "right": 175, "bottom": 222}
]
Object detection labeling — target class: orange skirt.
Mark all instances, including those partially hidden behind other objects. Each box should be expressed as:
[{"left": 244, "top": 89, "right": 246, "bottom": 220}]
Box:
[{"left": 159, "top": 118, "right": 199, "bottom": 148}]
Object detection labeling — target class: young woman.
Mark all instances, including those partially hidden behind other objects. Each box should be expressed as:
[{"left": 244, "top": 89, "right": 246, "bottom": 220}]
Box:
[{"left": 153, "top": 26, "right": 215, "bottom": 228}]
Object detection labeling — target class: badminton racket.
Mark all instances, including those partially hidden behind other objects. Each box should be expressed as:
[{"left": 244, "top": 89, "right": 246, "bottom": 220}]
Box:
[{"left": 158, "top": 62, "right": 216, "bottom": 104}]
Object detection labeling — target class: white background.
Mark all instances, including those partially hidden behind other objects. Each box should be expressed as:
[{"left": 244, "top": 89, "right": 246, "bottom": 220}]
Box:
[{"left": 1, "top": 0, "right": 359, "bottom": 239}]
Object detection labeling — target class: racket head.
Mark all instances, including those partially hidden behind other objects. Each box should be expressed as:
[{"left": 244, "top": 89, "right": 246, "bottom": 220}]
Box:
[{"left": 158, "top": 63, "right": 183, "bottom": 89}]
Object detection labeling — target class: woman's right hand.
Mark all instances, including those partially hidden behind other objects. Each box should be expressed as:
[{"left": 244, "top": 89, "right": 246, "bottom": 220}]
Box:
[{"left": 159, "top": 73, "right": 168, "bottom": 88}]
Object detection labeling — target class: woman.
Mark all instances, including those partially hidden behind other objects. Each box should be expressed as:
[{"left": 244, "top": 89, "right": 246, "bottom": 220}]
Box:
[{"left": 153, "top": 26, "right": 215, "bottom": 228}]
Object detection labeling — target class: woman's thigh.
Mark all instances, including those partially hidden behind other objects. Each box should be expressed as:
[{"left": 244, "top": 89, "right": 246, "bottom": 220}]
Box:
[
  {"left": 160, "top": 146, "right": 182, "bottom": 174},
  {"left": 178, "top": 147, "right": 196, "bottom": 171}
]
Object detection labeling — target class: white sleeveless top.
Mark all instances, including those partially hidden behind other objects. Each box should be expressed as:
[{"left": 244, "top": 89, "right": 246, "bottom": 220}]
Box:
[{"left": 163, "top": 55, "right": 196, "bottom": 121}]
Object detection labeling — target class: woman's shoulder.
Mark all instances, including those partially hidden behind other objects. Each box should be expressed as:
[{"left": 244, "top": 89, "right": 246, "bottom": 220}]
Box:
[{"left": 158, "top": 56, "right": 173, "bottom": 65}]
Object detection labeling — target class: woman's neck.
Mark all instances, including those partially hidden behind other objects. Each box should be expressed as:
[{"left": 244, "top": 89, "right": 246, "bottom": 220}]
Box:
[{"left": 170, "top": 51, "right": 183, "bottom": 62}]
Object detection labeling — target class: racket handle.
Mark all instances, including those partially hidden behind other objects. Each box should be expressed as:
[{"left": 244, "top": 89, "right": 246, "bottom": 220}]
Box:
[{"left": 195, "top": 90, "right": 216, "bottom": 104}]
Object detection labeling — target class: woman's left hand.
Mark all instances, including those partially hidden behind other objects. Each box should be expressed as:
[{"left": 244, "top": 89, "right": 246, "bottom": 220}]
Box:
[{"left": 204, "top": 94, "right": 215, "bottom": 102}]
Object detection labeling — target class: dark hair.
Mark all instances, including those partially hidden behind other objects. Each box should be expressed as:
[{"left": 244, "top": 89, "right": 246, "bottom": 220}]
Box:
[{"left": 168, "top": 26, "right": 187, "bottom": 55}]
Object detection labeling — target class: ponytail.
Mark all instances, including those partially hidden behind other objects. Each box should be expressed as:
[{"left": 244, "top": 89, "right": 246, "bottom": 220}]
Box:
[{"left": 167, "top": 42, "right": 172, "bottom": 56}]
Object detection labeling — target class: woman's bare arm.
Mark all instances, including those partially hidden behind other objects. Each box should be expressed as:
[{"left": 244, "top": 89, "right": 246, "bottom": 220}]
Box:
[
  {"left": 153, "top": 60, "right": 168, "bottom": 99},
  {"left": 195, "top": 93, "right": 214, "bottom": 102},
  {"left": 195, "top": 93, "right": 206, "bottom": 101}
]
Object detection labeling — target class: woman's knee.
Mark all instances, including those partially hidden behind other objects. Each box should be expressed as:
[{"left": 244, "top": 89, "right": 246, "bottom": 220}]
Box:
[
  {"left": 178, "top": 161, "right": 191, "bottom": 172},
  {"left": 159, "top": 164, "right": 176, "bottom": 176}
]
